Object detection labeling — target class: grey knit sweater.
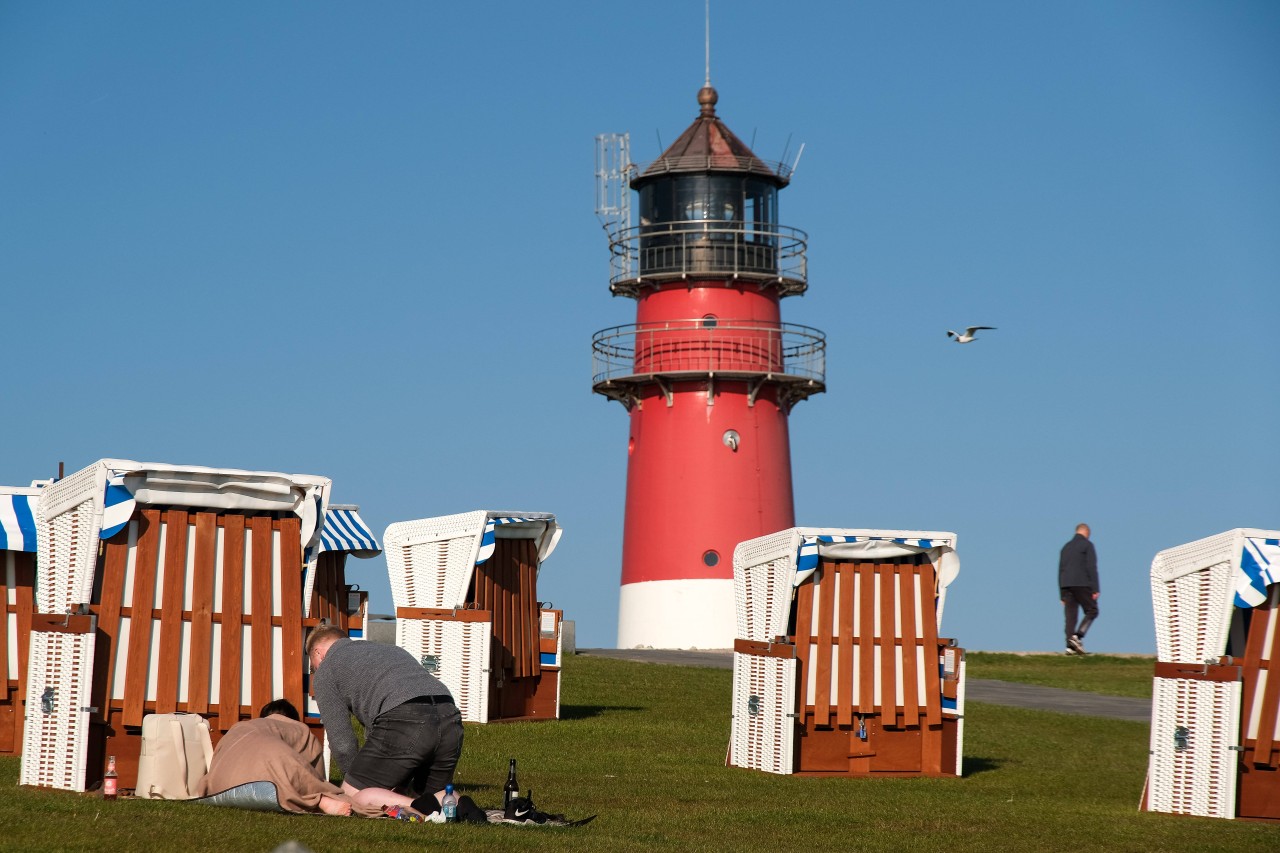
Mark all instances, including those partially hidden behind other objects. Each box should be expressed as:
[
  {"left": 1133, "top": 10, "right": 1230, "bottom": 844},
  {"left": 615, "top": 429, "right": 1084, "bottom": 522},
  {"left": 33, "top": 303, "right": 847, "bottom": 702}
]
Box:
[{"left": 311, "top": 638, "right": 453, "bottom": 773}]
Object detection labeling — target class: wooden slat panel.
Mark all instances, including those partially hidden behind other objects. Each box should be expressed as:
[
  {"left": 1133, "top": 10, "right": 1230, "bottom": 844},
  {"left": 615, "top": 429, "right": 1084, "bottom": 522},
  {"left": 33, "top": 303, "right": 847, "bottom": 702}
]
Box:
[
  {"left": 249, "top": 517, "right": 274, "bottom": 716},
  {"left": 857, "top": 564, "right": 875, "bottom": 715},
  {"left": 836, "top": 562, "right": 855, "bottom": 728},
  {"left": 278, "top": 517, "right": 305, "bottom": 717},
  {"left": 12, "top": 554, "right": 34, "bottom": 749},
  {"left": 0, "top": 555, "right": 9, "bottom": 687},
  {"left": 93, "top": 532, "right": 130, "bottom": 721},
  {"left": 186, "top": 513, "right": 218, "bottom": 714},
  {"left": 503, "top": 543, "right": 518, "bottom": 679},
  {"left": 1249, "top": 593, "right": 1280, "bottom": 765},
  {"left": 395, "top": 607, "right": 492, "bottom": 623},
  {"left": 1240, "top": 586, "right": 1276, "bottom": 752},
  {"left": 793, "top": 577, "right": 815, "bottom": 718},
  {"left": 525, "top": 539, "right": 540, "bottom": 678},
  {"left": 877, "top": 563, "right": 898, "bottom": 727},
  {"left": 734, "top": 638, "right": 797, "bottom": 658},
  {"left": 526, "top": 539, "right": 541, "bottom": 678},
  {"left": 0, "top": 555, "right": 10, "bottom": 689},
  {"left": 814, "top": 565, "right": 836, "bottom": 727},
  {"left": 919, "top": 560, "right": 943, "bottom": 727},
  {"left": 899, "top": 564, "right": 921, "bottom": 727},
  {"left": 123, "top": 509, "right": 162, "bottom": 728},
  {"left": 155, "top": 510, "right": 189, "bottom": 713},
  {"left": 218, "top": 515, "right": 245, "bottom": 733},
  {"left": 501, "top": 546, "right": 514, "bottom": 676}
]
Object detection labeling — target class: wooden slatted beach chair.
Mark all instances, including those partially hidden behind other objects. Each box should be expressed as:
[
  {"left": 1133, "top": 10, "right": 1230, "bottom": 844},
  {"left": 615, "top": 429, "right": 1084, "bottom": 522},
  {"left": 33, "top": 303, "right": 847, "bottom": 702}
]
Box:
[
  {"left": 729, "top": 528, "right": 964, "bottom": 777},
  {"left": 1, "top": 486, "right": 41, "bottom": 758},
  {"left": 17, "top": 460, "right": 378, "bottom": 794},
  {"left": 1145, "top": 528, "right": 1280, "bottom": 821},
  {"left": 384, "top": 510, "right": 564, "bottom": 724}
]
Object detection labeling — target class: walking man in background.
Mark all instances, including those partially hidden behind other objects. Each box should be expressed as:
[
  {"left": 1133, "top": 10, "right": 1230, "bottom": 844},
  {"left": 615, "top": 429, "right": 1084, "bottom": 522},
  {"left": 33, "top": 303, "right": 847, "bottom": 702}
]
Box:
[{"left": 1059, "top": 523, "right": 1099, "bottom": 655}]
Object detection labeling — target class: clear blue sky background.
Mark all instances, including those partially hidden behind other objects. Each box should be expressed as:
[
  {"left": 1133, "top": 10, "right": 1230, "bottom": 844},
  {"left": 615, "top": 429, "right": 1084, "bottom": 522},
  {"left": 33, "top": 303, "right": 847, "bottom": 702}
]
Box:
[{"left": 2, "top": 1, "right": 1276, "bottom": 652}]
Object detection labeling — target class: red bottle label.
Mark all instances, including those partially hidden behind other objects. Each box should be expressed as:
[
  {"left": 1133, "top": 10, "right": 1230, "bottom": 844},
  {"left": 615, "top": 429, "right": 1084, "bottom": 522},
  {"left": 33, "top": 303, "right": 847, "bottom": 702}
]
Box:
[{"left": 104, "top": 777, "right": 117, "bottom": 797}]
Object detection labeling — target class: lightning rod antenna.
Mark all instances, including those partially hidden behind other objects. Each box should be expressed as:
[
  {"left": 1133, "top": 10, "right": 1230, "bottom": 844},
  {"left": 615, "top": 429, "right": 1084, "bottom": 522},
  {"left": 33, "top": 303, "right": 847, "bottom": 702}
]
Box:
[{"left": 705, "top": 0, "right": 711, "bottom": 85}]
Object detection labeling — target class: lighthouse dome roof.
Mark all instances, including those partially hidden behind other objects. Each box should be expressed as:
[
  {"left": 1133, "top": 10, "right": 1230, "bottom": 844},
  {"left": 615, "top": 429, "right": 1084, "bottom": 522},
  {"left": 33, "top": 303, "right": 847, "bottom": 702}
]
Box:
[{"left": 633, "top": 85, "right": 791, "bottom": 188}]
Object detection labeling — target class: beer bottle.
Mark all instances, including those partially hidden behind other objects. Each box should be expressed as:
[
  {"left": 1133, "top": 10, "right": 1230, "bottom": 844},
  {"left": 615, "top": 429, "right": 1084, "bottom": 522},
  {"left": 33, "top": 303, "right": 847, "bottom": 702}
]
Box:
[{"left": 503, "top": 758, "right": 519, "bottom": 812}]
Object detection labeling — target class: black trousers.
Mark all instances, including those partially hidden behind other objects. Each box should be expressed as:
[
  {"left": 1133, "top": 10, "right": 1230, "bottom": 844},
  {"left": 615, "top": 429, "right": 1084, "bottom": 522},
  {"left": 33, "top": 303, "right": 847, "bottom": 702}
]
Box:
[{"left": 1061, "top": 586, "right": 1098, "bottom": 641}]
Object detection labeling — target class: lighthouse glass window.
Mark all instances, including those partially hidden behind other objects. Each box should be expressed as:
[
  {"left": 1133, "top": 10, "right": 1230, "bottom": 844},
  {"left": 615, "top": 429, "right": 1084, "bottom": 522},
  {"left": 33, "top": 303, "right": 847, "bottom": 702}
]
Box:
[{"left": 639, "top": 176, "right": 776, "bottom": 241}]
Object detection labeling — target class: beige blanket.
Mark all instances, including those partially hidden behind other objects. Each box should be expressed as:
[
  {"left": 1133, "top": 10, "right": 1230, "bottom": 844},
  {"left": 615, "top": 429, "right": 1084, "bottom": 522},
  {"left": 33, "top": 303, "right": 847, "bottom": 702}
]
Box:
[{"left": 195, "top": 716, "right": 382, "bottom": 817}]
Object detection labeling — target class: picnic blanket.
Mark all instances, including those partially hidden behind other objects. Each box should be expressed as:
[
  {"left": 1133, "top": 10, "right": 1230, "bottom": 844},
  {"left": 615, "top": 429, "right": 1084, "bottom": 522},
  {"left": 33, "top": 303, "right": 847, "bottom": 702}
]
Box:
[{"left": 193, "top": 716, "right": 382, "bottom": 817}]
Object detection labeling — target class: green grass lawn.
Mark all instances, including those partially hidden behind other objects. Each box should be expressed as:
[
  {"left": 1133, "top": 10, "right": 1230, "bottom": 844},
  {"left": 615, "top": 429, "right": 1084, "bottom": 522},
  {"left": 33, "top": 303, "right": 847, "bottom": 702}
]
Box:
[
  {"left": 1, "top": 654, "right": 1275, "bottom": 852},
  {"left": 966, "top": 652, "right": 1156, "bottom": 699}
]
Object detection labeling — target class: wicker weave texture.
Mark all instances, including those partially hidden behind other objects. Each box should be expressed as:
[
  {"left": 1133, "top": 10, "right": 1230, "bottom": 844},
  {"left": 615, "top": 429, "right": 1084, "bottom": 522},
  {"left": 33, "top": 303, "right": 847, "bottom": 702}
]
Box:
[
  {"left": 36, "top": 497, "right": 99, "bottom": 613},
  {"left": 1151, "top": 540, "right": 1236, "bottom": 663},
  {"left": 735, "top": 555, "right": 796, "bottom": 644},
  {"left": 1146, "top": 676, "right": 1239, "bottom": 819},
  {"left": 19, "top": 631, "right": 95, "bottom": 791},
  {"left": 729, "top": 652, "right": 796, "bottom": 775},
  {"left": 396, "top": 616, "right": 492, "bottom": 724},
  {"left": 385, "top": 511, "right": 489, "bottom": 610},
  {"left": 733, "top": 529, "right": 799, "bottom": 643}
]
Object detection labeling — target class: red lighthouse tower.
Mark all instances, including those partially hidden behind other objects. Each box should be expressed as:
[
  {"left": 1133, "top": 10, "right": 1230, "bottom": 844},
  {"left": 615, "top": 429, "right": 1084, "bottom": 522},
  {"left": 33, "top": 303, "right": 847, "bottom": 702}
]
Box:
[{"left": 593, "top": 84, "right": 826, "bottom": 649}]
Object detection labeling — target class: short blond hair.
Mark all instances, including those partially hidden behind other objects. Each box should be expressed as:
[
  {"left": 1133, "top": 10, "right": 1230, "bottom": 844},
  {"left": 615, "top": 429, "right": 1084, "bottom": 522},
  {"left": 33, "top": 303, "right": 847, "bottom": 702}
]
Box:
[{"left": 305, "top": 625, "right": 346, "bottom": 657}]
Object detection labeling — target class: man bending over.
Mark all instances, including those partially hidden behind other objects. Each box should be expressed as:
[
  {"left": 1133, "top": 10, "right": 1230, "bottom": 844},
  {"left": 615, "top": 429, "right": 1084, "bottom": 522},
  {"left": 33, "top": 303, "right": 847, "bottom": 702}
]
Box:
[{"left": 306, "top": 625, "right": 473, "bottom": 819}]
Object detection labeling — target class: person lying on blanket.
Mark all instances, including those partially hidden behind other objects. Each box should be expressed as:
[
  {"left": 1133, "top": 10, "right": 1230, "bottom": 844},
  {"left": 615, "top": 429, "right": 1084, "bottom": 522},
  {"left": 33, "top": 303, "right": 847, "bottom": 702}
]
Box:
[{"left": 194, "top": 699, "right": 422, "bottom": 817}]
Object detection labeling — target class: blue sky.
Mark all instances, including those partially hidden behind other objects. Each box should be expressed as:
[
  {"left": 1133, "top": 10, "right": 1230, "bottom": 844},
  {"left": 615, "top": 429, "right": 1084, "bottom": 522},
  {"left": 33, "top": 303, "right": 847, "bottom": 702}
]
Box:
[{"left": 2, "top": 1, "right": 1276, "bottom": 652}]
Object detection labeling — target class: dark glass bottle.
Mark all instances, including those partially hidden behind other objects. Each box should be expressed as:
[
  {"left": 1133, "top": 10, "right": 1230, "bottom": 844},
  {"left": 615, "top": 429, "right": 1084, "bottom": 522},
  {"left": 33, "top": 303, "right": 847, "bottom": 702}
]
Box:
[{"left": 503, "top": 759, "right": 519, "bottom": 811}]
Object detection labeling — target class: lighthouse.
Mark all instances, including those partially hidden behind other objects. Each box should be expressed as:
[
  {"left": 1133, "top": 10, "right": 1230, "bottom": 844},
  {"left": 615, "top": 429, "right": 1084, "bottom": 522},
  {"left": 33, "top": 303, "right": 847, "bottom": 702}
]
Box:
[{"left": 593, "top": 84, "right": 826, "bottom": 649}]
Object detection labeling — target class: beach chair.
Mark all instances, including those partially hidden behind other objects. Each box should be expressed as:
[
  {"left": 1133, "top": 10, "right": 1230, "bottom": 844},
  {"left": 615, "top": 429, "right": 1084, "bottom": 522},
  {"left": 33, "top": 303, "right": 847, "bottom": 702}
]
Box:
[
  {"left": 1, "top": 485, "right": 41, "bottom": 757},
  {"left": 18, "top": 459, "right": 379, "bottom": 793},
  {"left": 383, "top": 511, "right": 564, "bottom": 724},
  {"left": 1145, "top": 528, "right": 1280, "bottom": 821},
  {"left": 729, "top": 528, "right": 964, "bottom": 777}
]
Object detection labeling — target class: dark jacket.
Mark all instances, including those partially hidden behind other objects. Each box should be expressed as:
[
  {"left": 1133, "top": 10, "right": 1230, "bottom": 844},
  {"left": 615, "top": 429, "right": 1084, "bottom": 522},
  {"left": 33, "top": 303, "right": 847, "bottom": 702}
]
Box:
[{"left": 1058, "top": 533, "right": 1099, "bottom": 592}]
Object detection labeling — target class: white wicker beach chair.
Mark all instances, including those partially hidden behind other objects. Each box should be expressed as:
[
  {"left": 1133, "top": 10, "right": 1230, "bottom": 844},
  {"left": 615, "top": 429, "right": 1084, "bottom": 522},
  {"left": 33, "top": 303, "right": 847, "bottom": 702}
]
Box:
[
  {"left": 730, "top": 528, "right": 963, "bottom": 777},
  {"left": 1146, "top": 528, "right": 1280, "bottom": 820},
  {"left": 383, "top": 511, "right": 562, "bottom": 724}
]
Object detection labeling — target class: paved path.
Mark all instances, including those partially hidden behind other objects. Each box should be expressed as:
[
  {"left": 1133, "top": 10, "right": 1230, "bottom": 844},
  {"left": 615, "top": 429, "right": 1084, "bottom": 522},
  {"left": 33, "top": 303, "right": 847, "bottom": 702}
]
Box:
[{"left": 578, "top": 648, "right": 1150, "bottom": 723}]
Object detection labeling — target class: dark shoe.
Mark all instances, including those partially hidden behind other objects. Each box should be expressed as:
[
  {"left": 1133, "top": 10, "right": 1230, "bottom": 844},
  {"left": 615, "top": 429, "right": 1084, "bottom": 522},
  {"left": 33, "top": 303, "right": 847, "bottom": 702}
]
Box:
[
  {"left": 505, "top": 792, "right": 565, "bottom": 825},
  {"left": 456, "top": 795, "right": 488, "bottom": 824}
]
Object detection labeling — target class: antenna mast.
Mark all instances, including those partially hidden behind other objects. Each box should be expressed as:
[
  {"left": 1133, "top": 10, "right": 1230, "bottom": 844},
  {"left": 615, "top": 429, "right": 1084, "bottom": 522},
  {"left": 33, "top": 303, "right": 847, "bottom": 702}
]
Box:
[{"left": 705, "top": 0, "right": 711, "bottom": 85}]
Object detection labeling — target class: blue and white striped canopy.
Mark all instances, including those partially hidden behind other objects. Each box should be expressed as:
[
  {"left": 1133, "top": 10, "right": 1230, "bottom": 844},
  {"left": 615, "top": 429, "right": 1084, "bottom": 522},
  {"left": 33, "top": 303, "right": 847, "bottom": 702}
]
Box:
[
  {"left": 0, "top": 494, "right": 38, "bottom": 552},
  {"left": 1234, "top": 537, "right": 1280, "bottom": 608},
  {"left": 477, "top": 516, "right": 538, "bottom": 565},
  {"left": 318, "top": 506, "right": 381, "bottom": 558},
  {"left": 797, "top": 535, "right": 939, "bottom": 575}
]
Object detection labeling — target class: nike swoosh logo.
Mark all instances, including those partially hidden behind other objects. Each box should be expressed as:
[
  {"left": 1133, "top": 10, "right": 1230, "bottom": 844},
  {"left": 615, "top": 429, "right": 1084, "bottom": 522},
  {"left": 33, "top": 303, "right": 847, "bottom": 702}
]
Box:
[{"left": 514, "top": 808, "right": 533, "bottom": 818}]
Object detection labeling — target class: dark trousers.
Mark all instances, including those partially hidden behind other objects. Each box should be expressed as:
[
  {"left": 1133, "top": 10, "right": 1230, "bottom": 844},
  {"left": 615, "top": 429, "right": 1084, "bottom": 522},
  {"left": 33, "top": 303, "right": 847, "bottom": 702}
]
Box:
[{"left": 1061, "top": 586, "right": 1098, "bottom": 641}]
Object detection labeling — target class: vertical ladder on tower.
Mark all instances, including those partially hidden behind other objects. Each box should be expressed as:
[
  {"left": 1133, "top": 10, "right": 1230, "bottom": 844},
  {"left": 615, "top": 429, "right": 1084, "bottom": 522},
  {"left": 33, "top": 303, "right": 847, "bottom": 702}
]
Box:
[{"left": 595, "top": 133, "right": 633, "bottom": 285}]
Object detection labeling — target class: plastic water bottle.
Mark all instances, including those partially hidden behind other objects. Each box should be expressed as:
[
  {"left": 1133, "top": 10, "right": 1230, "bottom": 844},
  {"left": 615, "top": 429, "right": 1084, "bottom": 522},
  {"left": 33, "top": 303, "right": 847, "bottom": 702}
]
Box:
[{"left": 442, "top": 783, "right": 457, "bottom": 823}]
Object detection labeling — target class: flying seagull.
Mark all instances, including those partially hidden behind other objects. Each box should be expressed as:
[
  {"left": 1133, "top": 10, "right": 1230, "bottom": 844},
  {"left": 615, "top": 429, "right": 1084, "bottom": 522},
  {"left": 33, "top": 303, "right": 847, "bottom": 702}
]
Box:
[{"left": 947, "top": 326, "right": 996, "bottom": 344}]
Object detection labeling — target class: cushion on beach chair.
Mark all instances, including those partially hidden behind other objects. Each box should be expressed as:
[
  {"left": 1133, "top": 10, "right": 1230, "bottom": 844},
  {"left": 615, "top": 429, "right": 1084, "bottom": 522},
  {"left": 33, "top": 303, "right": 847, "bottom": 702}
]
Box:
[{"left": 190, "top": 781, "right": 287, "bottom": 812}]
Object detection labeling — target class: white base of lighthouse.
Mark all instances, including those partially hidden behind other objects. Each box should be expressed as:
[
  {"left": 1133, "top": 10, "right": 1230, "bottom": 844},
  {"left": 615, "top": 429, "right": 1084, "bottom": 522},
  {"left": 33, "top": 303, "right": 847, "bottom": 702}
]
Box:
[{"left": 616, "top": 578, "right": 735, "bottom": 650}]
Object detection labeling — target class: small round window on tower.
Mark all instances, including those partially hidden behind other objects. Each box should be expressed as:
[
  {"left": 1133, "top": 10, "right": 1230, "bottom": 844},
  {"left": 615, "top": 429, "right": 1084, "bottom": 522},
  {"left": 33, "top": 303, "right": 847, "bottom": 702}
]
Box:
[
  {"left": 702, "top": 550, "right": 720, "bottom": 567},
  {"left": 701, "top": 314, "right": 718, "bottom": 328}
]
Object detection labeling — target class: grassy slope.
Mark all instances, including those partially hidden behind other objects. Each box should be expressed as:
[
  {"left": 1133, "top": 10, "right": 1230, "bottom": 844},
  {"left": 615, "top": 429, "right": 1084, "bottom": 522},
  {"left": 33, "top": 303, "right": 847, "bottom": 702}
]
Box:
[
  {"left": 966, "top": 652, "right": 1155, "bottom": 699},
  {"left": 1, "top": 655, "right": 1274, "bottom": 852}
]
